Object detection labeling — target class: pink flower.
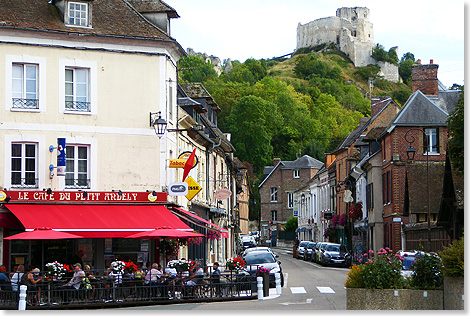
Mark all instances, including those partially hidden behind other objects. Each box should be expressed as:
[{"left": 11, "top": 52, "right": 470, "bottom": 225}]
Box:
[{"left": 369, "top": 250, "right": 374, "bottom": 254}]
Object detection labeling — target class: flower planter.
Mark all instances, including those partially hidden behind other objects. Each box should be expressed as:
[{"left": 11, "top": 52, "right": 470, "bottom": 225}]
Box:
[
  {"left": 346, "top": 288, "right": 443, "bottom": 310},
  {"left": 444, "top": 276, "right": 464, "bottom": 310},
  {"left": 258, "top": 272, "right": 270, "bottom": 297}
]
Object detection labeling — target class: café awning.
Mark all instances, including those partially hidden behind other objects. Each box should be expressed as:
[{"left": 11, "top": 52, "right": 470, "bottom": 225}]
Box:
[
  {"left": 5, "top": 204, "right": 192, "bottom": 238},
  {"left": 170, "top": 207, "right": 229, "bottom": 238}
]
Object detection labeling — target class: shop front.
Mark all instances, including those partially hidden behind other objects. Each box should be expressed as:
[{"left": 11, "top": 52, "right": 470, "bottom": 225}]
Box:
[{"left": 0, "top": 190, "right": 200, "bottom": 271}]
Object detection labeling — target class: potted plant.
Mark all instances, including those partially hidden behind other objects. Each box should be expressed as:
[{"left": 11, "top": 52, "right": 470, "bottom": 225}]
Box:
[
  {"left": 226, "top": 257, "right": 246, "bottom": 271},
  {"left": 45, "top": 261, "right": 70, "bottom": 280},
  {"left": 125, "top": 260, "right": 137, "bottom": 274},
  {"left": 207, "top": 229, "right": 221, "bottom": 240},
  {"left": 168, "top": 259, "right": 195, "bottom": 272},
  {"left": 348, "top": 202, "right": 363, "bottom": 221},
  {"left": 110, "top": 260, "right": 126, "bottom": 274},
  {"left": 257, "top": 266, "right": 270, "bottom": 297}
]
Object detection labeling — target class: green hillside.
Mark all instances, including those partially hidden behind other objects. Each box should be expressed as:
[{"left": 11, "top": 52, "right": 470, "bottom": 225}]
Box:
[{"left": 177, "top": 47, "right": 414, "bottom": 175}]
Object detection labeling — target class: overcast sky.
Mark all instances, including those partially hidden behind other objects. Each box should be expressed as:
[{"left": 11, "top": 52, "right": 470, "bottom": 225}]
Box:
[{"left": 168, "top": 0, "right": 465, "bottom": 88}]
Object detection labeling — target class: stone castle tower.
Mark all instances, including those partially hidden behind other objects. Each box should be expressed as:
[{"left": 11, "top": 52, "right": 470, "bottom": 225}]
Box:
[{"left": 297, "top": 7, "right": 375, "bottom": 67}]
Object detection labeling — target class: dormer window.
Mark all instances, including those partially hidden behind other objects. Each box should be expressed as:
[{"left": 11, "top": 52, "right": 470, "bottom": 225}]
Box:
[{"left": 66, "top": 1, "right": 91, "bottom": 27}]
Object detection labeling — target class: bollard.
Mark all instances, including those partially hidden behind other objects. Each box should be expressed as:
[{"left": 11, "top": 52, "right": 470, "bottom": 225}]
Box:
[
  {"left": 18, "top": 285, "right": 27, "bottom": 310},
  {"left": 257, "top": 276, "right": 263, "bottom": 300},
  {"left": 275, "top": 273, "right": 281, "bottom": 295}
]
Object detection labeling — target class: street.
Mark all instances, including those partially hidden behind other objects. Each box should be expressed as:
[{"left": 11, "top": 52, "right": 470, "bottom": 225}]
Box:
[{"left": 122, "top": 247, "right": 349, "bottom": 311}]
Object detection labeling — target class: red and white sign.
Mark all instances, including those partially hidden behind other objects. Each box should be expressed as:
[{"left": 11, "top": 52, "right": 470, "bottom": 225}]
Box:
[{"left": 0, "top": 190, "right": 168, "bottom": 203}]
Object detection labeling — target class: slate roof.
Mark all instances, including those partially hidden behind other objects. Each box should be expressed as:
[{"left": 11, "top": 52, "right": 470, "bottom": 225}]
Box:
[
  {"left": 0, "top": 0, "right": 183, "bottom": 48},
  {"left": 281, "top": 155, "right": 324, "bottom": 170},
  {"left": 392, "top": 90, "right": 460, "bottom": 127},
  {"left": 127, "top": 0, "right": 179, "bottom": 18}
]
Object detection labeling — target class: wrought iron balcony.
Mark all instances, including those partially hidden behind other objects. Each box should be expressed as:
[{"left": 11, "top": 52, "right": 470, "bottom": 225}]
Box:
[
  {"left": 11, "top": 177, "right": 39, "bottom": 189},
  {"left": 12, "top": 98, "right": 39, "bottom": 109},
  {"left": 65, "top": 178, "right": 91, "bottom": 189},
  {"left": 65, "top": 101, "right": 91, "bottom": 112}
]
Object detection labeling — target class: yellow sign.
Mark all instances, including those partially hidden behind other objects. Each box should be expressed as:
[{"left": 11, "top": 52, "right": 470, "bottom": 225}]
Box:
[
  {"left": 185, "top": 176, "right": 202, "bottom": 201},
  {"left": 169, "top": 159, "right": 188, "bottom": 168}
]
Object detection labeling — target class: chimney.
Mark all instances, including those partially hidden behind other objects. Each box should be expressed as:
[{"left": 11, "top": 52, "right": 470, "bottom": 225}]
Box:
[
  {"left": 411, "top": 61, "right": 439, "bottom": 96},
  {"left": 273, "top": 158, "right": 281, "bottom": 167}
]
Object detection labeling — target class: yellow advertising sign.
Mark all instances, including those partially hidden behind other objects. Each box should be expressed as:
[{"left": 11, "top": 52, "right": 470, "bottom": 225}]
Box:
[
  {"left": 169, "top": 159, "right": 188, "bottom": 169},
  {"left": 185, "top": 176, "right": 202, "bottom": 201}
]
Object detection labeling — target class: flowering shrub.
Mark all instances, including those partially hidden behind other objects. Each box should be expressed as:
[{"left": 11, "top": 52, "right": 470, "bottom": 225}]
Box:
[
  {"left": 188, "top": 236, "right": 204, "bottom": 246},
  {"left": 45, "top": 261, "right": 70, "bottom": 279},
  {"left": 110, "top": 260, "right": 126, "bottom": 274},
  {"left": 345, "top": 248, "right": 405, "bottom": 289},
  {"left": 125, "top": 261, "right": 137, "bottom": 274},
  {"left": 439, "top": 236, "right": 464, "bottom": 277},
  {"left": 160, "top": 239, "right": 179, "bottom": 257},
  {"left": 168, "top": 259, "right": 194, "bottom": 271},
  {"left": 348, "top": 202, "right": 363, "bottom": 221},
  {"left": 226, "top": 257, "right": 246, "bottom": 270},
  {"left": 338, "top": 213, "right": 347, "bottom": 226},
  {"left": 207, "top": 229, "right": 221, "bottom": 240},
  {"left": 257, "top": 266, "right": 270, "bottom": 274},
  {"left": 331, "top": 215, "right": 339, "bottom": 226}
]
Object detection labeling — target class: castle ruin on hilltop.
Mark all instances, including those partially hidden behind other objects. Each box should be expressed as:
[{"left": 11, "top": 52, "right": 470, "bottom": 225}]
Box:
[{"left": 297, "top": 7, "right": 399, "bottom": 82}]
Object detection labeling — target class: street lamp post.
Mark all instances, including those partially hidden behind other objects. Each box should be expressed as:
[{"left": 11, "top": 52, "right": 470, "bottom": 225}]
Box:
[{"left": 404, "top": 129, "right": 431, "bottom": 252}]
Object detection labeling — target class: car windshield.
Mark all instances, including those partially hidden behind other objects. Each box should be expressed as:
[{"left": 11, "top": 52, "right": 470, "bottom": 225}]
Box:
[
  {"left": 244, "top": 252, "right": 276, "bottom": 265},
  {"left": 325, "top": 244, "right": 340, "bottom": 252},
  {"left": 299, "top": 241, "right": 308, "bottom": 247},
  {"left": 307, "top": 243, "right": 316, "bottom": 249},
  {"left": 402, "top": 255, "right": 416, "bottom": 270},
  {"left": 321, "top": 243, "right": 329, "bottom": 250}
]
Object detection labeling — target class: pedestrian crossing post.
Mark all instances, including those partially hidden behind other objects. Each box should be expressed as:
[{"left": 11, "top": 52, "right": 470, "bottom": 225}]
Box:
[
  {"left": 257, "top": 276, "right": 263, "bottom": 300},
  {"left": 18, "top": 285, "right": 27, "bottom": 310},
  {"left": 275, "top": 273, "right": 281, "bottom": 295}
]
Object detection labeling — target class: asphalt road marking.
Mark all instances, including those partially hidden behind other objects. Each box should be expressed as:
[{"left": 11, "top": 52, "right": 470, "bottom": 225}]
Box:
[
  {"left": 317, "top": 286, "right": 335, "bottom": 294},
  {"left": 290, "top": 287, "right": 307, "bottom": 294}
]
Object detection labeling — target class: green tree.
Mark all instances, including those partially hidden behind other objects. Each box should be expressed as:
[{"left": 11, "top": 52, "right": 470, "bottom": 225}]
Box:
[
  {"left": 177, "top": 55, "right": 218, "bottom": 82},
  {"left": 446, "top": 87, "right": 464, "bottom": 175},
  {"left": 225, "top": 95, "right": 281, "bottom": 174},
  {"left": 399, "top": 52, "right": 416, "bottom": 85},
  {"left": 284, "top": 217, "right": 298, "bottom": 231}
]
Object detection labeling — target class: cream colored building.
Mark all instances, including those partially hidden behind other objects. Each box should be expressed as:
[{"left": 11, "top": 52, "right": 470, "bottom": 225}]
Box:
[{"left": 0, "top": 0, "right": 239, "bottom": 269}]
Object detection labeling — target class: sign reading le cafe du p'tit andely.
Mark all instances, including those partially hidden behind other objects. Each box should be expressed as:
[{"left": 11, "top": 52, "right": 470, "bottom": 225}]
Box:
[{"left": 0, "top": 190, "right": 168, "bottom": 203}]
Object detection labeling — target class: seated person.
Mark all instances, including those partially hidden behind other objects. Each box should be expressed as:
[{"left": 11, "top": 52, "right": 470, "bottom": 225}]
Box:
[
  {"left": 63, "top": 263, "right": 85, "bottom": 290},
  {"left": 183, "top": 263, "right": 204, "bottom": 286}
]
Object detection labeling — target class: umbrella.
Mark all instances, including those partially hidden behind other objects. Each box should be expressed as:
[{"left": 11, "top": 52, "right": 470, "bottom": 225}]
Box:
[
  {"left": 125, "top": 226, "right": 204, "bottom": 239},
  {"left": 4, "top": 227, "right": 83, "bottom": 240}
]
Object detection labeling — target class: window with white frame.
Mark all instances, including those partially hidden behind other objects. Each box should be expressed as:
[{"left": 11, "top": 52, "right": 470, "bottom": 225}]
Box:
[
  {"left": 12, "top": 64, "right": 38, "bottom": 109},
  {"left": 65, "top": 68, "right": 90, "bottom": 112},
  {"left": 271, "top": 210, "right": 278, "bottom": 222},
  {"left": 67, "top": 2, "right": 90, "bottom": 27},
  {"left": 293, "top": 169, "right": 299, "bottom": 178},
  {"left": 425, "top": 128, "right": 439, "bottom": 153},
  {"left": 270, "top": 187, "right": 278, "bottom": 202},
  {"left": 287, "top": 192, "right": 293, "bottom": 208},
  {"left": 65, "top": 145, "right": 90, "bottom": 189},
  {"left": 11, "top": 143, "right": 38, "bottom": 188}
]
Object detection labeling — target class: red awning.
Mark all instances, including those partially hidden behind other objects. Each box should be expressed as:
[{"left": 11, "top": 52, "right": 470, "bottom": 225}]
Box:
[
  {"left": 5, "top": 204, "right": 192, "bottom": 238},
  {"left": 171, "top": 207, "right": 229, "bottom": 238}
]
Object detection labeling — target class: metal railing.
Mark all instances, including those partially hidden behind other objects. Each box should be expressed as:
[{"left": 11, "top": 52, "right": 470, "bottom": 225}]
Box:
[
  {"left": 12, "top": 98, "right": 39, "bottom": 109},
  {"left": 1, "top": 267, "right": 257, "bottom": 309},
  {"left": 10, "top": 177, "right": 39, "bottom": 189},
  {"left": 65, "top": 178, "right": 90, "bottom": 189},
  {"left": 65, "top": 101, "right": 90, "bottom": 112}
]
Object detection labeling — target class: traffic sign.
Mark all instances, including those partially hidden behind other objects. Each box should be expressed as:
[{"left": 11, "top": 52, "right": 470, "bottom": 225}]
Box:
[{"left": 184, "top": 176, "right": 201, "bottom": 201}]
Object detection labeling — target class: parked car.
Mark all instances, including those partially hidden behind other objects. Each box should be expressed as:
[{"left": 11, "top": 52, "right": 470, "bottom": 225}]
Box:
[
  {"left": 240, "top": 250, "right": 284, "bottom": 287},
  {"left": 296, "top": 241, "right": 309, "bottom": 259},
  {"left": 311, "top": 242, "right": 323, "bottom": 263},
  {"left": 320, "top": 243, "right": 351, "bottom": 267},
  {"left": 397, "top": 250, "right": 426, "bottom": 278},
  {"left": 242, "top": 247, "right": 275, "bottom": 258},
  {"left": 304, "top": 242, "right": 317, "bottom": 261},
  {"left": 314, "top": 242, "right": 331, "bottom": 263}
]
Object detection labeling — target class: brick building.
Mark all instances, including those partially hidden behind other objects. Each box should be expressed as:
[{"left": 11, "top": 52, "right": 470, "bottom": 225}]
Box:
[
  {"left": 258, "top": 155, "right": 323, "bottom": 240},
  {"left": 378, "top": 60, "right": 461, "bottom": 252}
]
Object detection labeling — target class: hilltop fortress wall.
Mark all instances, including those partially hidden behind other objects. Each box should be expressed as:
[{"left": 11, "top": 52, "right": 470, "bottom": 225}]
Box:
[{"left": 297, "top": 7, "right": 399, "bottom": 82}]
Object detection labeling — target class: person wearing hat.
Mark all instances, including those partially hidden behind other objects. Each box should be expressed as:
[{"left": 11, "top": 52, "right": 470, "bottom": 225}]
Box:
[
  {"left": 64, "top": 263, "right": 85, "bottom": 290},
  {"left": 63, "top": 263, "right": 86, "bottom": 302}
]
